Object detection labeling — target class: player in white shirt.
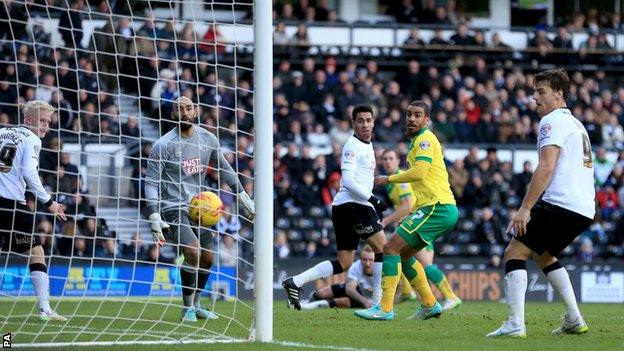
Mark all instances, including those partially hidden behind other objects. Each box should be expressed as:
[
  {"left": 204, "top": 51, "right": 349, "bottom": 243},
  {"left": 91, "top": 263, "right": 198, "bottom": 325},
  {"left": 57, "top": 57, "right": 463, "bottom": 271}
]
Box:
[
  {"left": 0, "top": 100, "right": 68, "bottom": 321},
  {"left": 488, "top": 69, "right": 595, "bottom": 338},
  {"left": 283, "top": 104, "right": 387, "bottom": 310},
  {"left": 298, "top": 246, "right": 375, "bottom": 310}
]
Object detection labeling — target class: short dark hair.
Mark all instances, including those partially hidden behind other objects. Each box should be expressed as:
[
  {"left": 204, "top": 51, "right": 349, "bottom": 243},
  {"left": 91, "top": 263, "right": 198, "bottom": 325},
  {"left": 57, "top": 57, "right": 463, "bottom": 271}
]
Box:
[
  {"left": 534, "top": 68, "right": 570, "bottom": 100},
  {"left": 351, "top": 104, "right": 374, "bottom": 120},
  {"left": 382, "top": 148, "right": 399, "bottom": 158},
  {"left": 408, "top": 100, "right": 431, "bottom": 117}
]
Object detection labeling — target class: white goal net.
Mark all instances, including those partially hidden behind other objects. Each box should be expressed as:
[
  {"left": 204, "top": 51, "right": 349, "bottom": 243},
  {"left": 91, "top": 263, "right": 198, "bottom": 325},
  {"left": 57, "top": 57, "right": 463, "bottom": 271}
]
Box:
[{"left": 0, "top": 0, "right": 272, "bottom": 347}]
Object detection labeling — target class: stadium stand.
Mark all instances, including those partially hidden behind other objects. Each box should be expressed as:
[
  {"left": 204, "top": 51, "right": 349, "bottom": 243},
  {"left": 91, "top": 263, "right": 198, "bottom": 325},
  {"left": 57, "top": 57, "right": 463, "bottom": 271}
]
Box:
[{"left": 0, "top": 0, "right": 622, "bottom": 266}]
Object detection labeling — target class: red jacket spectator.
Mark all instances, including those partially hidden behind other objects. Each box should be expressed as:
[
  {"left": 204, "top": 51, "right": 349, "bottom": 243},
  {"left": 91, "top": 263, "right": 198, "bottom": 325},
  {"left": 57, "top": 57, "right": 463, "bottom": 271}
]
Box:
[{"left": 199, "top": 25, "right": 226, "bottom": 55}]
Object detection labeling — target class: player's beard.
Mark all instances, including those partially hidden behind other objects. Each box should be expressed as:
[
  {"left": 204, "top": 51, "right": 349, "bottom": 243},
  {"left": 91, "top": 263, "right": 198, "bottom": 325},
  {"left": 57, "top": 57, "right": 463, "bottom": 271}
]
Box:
[
  {"left": 178, "top": 117, "right": 195, "bottom": 132},
  {"left": 179, "top": 122, "right": 193, "bottom": 132}
]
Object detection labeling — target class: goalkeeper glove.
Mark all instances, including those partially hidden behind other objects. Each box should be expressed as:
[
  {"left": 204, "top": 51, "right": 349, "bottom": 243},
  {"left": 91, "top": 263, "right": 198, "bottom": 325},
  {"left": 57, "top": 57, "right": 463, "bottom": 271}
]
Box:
[
  {"left": 148, "top": 213, "right": 169, "bottom": 247},
  {"left": 239, "top": 191, "right": 255, "bottom": 220},
  {"left": 368, "top": 195, "right": 387, "bottom": 219}
]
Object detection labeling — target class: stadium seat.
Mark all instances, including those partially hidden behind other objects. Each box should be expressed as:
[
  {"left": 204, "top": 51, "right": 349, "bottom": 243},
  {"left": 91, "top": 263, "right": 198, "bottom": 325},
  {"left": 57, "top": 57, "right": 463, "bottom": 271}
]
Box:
[
  {"left": 308, "top": 206, "right": 325, "bottom": 218},
  {"left": 276, "top": 217, "right": 291, "bottom": 230},
  {"left": 287, "top": 229, "right": 303, "bottom": 242},
  {"left": 296, "top": 218, "right": 315, "bottom": 230},
  {"left": 286, "top": 206, "right": 303, "bottom": 217}
]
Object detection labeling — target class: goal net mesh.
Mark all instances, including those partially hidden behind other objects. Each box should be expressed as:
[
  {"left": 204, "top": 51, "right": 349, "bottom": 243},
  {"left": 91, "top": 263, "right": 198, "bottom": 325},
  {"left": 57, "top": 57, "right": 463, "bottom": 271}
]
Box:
[{"left": 0, "top": 0, "right": 258, "bottom": 346}]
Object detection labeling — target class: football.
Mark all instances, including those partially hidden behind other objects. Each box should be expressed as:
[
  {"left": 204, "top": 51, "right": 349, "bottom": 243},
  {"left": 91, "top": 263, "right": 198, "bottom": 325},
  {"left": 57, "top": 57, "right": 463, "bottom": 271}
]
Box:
[{"left": 188, "top": 191, "right": 223, "bottom": 226}]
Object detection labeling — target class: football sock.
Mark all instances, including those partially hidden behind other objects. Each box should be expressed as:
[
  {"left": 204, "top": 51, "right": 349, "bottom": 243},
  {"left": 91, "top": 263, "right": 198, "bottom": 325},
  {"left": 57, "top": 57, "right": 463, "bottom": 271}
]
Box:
[
  {"left": 372, "top": 253, "right": 383, "bottom": 304},
  {"left": 29, "top": 263, "right": 50, "bottom": 312},
  {"left": 379, "top": 255, "right": 401, "bottom": 312},
  {"left": 300, "top": 300, "right": 331, "bottom": 310},
  {"left": 402, "top": 257, "right": 436, "bottom": 307},
  {"left": 400, "top": 273, "right": 413, "bottom": 296},
  {"left": 543, "top": 261, "right": 581, "bottom": 321},
  {"left": 180, "top": 265, "right": 197, "bottom": 308},
  {"left": 194, "top": 268, "right": 210, "bottom": 307},
  {"left": 293, "top": 260, "right": 342, "bottom": 288},
  {"left": 504, "top": 259, "right": 527, "bottom": 327},
  {"left": 425, "top": 264, "right": 458, "bottom": 300}
]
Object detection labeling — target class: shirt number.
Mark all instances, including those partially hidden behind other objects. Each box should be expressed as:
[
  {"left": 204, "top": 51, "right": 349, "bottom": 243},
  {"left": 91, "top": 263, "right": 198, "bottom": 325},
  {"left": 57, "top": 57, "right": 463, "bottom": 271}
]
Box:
[{"left": 0, "top": 144, "right": 17, "bottom": 173}]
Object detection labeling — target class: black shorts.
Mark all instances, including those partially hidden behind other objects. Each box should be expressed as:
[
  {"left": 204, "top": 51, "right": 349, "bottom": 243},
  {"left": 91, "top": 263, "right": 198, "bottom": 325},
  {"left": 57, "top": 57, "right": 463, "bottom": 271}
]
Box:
[
  {"left": 0, "top": 198, "right": 39, "bottom": 253},
  {"left": 330, "top": 283, "right": 366, "bottom": 308},
  {"left": 517, "top": 200, "right": 593, "bottom": 256},
  {"left": 332, "top": 202, "right": 383, "bottom": 251}
]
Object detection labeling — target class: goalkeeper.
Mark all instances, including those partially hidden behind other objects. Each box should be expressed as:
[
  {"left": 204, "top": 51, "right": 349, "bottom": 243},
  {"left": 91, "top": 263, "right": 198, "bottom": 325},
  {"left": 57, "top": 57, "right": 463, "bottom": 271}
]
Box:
[{"left": 145, "top": 96, "right": 255, "bottom": 323}]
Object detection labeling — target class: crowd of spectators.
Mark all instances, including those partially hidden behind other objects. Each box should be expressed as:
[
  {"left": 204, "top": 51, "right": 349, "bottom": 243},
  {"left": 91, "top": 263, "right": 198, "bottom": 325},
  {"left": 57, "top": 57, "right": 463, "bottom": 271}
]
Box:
[{"left": 0, "top": 1, "right": 623, "bottom": 264}]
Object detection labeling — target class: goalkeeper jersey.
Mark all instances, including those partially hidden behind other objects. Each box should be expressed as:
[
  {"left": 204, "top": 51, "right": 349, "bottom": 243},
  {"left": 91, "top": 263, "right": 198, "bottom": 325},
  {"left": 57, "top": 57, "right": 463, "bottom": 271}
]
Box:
[
  {"left": 405, "top": 127, "right": 455, "bottom": 208},
  {"left": 145, "top": 127, "right": 242, "bottom": 214}
]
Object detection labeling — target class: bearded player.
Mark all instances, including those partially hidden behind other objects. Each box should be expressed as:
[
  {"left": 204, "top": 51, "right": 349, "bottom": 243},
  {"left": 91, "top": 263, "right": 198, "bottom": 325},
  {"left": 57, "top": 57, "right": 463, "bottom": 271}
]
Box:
[{"left": 145, "top": 96, "right": 255, "bottom": 322}]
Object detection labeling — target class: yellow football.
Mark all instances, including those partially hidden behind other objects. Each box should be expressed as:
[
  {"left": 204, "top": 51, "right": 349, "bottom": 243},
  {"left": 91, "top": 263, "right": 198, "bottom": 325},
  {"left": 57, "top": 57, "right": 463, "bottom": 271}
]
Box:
[{"left": 188, "top": 191, "right": 223, "bottom": 226}]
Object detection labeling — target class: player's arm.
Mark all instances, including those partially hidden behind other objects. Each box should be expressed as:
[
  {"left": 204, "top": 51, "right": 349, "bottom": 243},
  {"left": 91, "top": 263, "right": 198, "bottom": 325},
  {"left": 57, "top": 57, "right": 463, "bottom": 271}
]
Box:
[
  {"left": 344, "top": 279, "right": 372, "bottom": 308},
  {"left": 386, "top": 160, "right": 431, "bottom": 183},
  {"left": 144, "top": 142, "right": 168, "bottom": 246},
  {"left": 520, "top": 146, "right": 559, "bottom": 209},
  {"left": 508, "top": 119, "right": 563, "bottom": 236},
  {"left": 22, "top": 138, "right": 66, "bottom": 221},
  {"left": 340, "top": 143, "right": 386, "bottom": 213},
  {"left": 340, "top": 143, "right": 371, "bottom": 200},
  {"left": 207, "top": 133, "right": 254, "bottom": 219},
  {"left": 381, "top": 194, "right": 412, "bottom": 228},
  {"left": 379, "top": 137, "right": 434, "bottom": 185}
]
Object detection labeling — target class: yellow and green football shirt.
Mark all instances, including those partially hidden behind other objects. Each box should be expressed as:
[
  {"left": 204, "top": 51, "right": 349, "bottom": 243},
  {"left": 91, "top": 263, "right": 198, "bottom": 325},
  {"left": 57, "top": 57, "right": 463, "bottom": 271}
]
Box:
[
  {"left": 404, "top": 127, "right": 455, "bottom": 208},
  {"left": 385, "top": 169, "right": 416, "bottom": 209}
]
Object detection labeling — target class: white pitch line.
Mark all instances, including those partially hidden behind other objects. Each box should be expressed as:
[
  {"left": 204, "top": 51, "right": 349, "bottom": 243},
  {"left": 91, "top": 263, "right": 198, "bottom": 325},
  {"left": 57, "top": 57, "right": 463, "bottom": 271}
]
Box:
[{"left": 271, "top": 340, "right": 385, "bottom": 351}]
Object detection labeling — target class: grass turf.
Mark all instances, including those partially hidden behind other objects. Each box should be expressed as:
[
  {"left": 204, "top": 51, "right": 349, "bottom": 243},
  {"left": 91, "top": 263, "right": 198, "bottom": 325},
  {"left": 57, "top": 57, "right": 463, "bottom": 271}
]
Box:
[{"left": 2, "top": 299, "right": 622, "bottom": 351}]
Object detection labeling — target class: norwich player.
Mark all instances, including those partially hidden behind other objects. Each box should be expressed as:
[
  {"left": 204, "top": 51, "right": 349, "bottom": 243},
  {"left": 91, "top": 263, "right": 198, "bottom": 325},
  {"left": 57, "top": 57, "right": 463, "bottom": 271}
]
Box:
[
  {"left": 380, "top": 148, "right": 461, "bottom": 310},
  {"left": 355, "top": 101, "right": 458, "bottom": 321}
]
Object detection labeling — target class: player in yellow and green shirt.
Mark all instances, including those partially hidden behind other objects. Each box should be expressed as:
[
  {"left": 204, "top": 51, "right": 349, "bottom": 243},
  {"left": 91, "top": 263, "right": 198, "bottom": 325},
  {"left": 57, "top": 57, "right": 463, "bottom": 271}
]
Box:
[
  {"left": 380, "top": 148, "right": 461, "bottom": 310},
  {"left": 355, "top": 100, "right": 459, "bottom": 321}
]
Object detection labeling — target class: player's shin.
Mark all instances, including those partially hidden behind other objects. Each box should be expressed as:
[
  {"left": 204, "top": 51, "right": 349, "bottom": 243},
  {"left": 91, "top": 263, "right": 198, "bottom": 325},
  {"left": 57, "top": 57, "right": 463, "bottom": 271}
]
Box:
[
  {"left": 543, "top": 261, "right": 581, "bottom": 321},
  {"left": 293, "top": 259, "right": 342, "bottom": 287},
  {"left": 372, "top": 253, "right": 383, "bottom": 304},
  {"left": 194, "top": 268, "right": 210, "bottom": 306},
  {"left": 425, "top": 264, "right": 458, "bottom": 300},
  {"left": 29, "top": 263, "right": 50, "bottom": 312},
  {"left": 504, "top": 259, "right": 527, "bottom": 327},
  {"left": 180, "top": 265, "right": 197, "bottom": 307},
  {"left": 402, "top": 257, "right": 436, "bottom": 307},
  {"left": 380, "top": 255, "right": 401, "bottom": 312}
]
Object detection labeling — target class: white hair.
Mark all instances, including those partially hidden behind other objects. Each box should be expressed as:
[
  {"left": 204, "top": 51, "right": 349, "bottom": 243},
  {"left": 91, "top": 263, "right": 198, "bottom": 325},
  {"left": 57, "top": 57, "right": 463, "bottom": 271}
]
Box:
[{"left": 23, "top": 100, "right": 54, "bottom": 119}]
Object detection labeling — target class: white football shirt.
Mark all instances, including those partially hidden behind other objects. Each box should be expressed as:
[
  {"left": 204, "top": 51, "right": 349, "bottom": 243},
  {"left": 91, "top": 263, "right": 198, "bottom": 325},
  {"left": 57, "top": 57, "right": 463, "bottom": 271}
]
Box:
[
  {"left": 332, "top": 134, "right": 376, "bottom": 208},
  {"left": 0, "top": 127, "right": 51, "bottom": 205},
  {"left": 347, "top": 259, "right": 374, "bottom": 296},
  {"left": 537, "top": 108, "right": 596, "bottom": 219}
]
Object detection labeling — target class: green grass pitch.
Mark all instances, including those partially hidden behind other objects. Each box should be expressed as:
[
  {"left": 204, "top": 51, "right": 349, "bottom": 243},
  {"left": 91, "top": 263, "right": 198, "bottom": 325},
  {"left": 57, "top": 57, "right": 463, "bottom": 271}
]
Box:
[{"left": 3, "top": 299, "right": 623, "bottom": 351}]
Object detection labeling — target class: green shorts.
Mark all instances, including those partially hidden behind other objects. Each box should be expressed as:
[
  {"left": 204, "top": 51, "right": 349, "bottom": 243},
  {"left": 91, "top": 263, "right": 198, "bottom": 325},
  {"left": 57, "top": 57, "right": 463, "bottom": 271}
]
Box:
[{"left": 396, "top": 203, "right": 458, "bottom": 251}]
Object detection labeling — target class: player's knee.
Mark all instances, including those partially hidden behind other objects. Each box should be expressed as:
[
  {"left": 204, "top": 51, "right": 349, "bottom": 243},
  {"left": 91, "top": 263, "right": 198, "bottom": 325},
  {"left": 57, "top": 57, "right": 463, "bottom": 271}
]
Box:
[
  {"left": 533, "top": 252, "right": 557, "bottom": 268},
  {"left": 200, "top": 253, "right": 213, "bottom": 268},
  {"left": 383, "top": 243, "right": 400, "bottom": 255},
  {"left": 503, "top": 241, "right": 530, "bottom": 261},
  {"left": 337, "top": 256, "right": 353, "bottom": 270},
  {"left": 183, "top": 245, "right": 200, "bottom": 266},
  {"left": 29, "top": 245, "right": 45, "bottom": 263}
]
